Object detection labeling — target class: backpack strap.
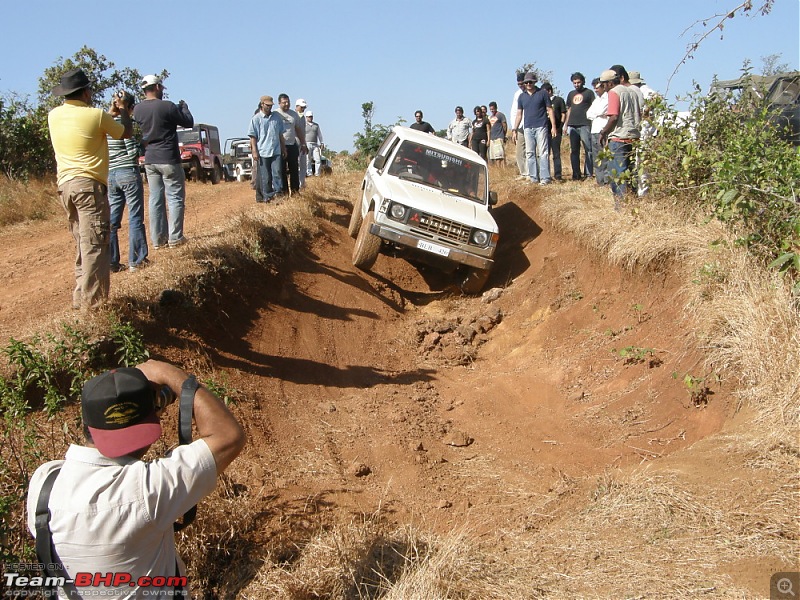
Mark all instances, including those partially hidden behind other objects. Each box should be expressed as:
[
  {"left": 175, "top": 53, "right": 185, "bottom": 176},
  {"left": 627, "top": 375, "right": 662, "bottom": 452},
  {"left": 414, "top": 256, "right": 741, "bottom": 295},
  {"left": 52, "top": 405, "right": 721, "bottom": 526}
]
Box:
[
  {"left": 173, "top": 375, "right": 199, "bottom": 532},
  {"left": 34, "top": 467, "right": 80, "bottom": 598}
]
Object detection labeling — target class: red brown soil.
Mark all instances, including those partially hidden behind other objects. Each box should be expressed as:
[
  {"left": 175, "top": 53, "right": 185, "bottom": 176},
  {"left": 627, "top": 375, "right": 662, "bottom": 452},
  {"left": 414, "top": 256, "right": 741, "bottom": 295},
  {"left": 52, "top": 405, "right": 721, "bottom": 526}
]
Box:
[{"left": 2, "top": 178, "right": 757, "bottom": 594}]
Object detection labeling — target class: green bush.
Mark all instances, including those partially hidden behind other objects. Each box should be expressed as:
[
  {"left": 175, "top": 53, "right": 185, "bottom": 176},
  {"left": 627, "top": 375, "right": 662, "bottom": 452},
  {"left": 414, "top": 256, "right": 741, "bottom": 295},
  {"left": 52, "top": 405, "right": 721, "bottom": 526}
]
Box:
[{"left": 639, "top": 80, "right": 800, "bottom": 290}]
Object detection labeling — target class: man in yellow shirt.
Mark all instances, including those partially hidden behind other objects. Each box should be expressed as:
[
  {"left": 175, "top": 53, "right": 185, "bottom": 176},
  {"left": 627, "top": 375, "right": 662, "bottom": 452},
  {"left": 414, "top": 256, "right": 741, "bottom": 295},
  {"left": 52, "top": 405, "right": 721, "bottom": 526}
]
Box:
[{"left": 48, "top": 69, "right": 132, "bottom": 310}]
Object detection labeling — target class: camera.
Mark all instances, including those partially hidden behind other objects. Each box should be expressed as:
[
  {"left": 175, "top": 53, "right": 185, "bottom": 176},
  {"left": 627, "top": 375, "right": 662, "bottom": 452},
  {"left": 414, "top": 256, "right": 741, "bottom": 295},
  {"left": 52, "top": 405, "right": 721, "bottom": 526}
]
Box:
[{"left": 155, "top": 385, "right": 177, "bottom": 411}]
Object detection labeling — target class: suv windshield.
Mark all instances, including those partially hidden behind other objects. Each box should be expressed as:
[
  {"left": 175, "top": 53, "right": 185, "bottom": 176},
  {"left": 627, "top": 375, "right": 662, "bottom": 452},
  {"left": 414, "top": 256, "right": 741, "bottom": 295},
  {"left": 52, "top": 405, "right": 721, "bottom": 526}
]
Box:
[
  {"left": 233, "top": 143, "right": 251, "bottom": 158},
  {"left": 387, "top": 141, "right": 486, "bottom": 203},
  {"left": 177, "top": 129, "right": 200, "bottom": 144}
]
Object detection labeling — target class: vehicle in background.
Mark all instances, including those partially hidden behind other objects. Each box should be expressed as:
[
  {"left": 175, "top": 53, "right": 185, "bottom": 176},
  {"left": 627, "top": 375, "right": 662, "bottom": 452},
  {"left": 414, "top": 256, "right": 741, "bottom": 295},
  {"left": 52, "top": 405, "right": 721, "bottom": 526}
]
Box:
[
  {"left": 348, "top": 126, "right": 499, "bottom": 294},
  {"left": 177, "top": 124, "right": 225, "bottom": 183},
  {"left": 223, "top": 137, "right": 253, "bottom": 182},
  {"left": 711, "top": 71, "right": 800, "bottom": 145}
]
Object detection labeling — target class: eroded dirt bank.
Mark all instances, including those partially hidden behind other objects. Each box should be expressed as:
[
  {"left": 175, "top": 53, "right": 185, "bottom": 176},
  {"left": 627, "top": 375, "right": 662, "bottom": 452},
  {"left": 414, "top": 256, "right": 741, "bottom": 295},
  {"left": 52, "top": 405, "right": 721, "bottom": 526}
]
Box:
[{"left": 4, "top": 178, "right": 788, "bottom": 597}]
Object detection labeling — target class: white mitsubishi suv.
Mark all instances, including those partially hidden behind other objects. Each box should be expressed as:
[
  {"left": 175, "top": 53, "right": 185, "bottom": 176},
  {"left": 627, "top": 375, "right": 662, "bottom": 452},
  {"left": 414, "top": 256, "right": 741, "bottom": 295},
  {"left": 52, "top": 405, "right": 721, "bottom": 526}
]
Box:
[{"left": 349, "top": 126, "right": 499, "bottom": 293}]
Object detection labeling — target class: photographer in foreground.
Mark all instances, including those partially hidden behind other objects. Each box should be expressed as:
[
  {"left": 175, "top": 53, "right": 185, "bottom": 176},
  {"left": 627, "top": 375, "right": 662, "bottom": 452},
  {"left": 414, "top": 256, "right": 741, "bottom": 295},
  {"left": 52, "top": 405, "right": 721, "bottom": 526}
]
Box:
[{"left": 26, "top": 360, "right": 246, "bottom": 598}]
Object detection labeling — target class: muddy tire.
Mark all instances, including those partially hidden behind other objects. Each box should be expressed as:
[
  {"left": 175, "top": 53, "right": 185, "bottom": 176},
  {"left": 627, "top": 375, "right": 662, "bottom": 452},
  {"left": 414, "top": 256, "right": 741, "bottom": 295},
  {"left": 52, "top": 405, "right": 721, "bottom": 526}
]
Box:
[
  {"left": 211, "top": 161, "right": 222, "bottom": 184},
  {"left": 352, "top": 211, "right": 381, "bottom": 270},
  {"left": 460, "top": 267, "right": 490, "bottom": 294},
  {"left": 190, "top": 157, "right": 203, "bottom": 182},
  {"left": 348, "top": 196, "right": 364, "bottom": 238}
]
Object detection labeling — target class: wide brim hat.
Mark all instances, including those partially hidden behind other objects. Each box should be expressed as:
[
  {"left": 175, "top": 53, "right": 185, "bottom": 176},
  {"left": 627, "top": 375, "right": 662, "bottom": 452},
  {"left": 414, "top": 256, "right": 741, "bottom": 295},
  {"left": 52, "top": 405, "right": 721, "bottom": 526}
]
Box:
[
  {"left": 51, "top": 68, "right": 91, "bottom": 96},
  {"left": 628, "top": 71, "right": 644, "bottom": 85},
  {"left": 82, "top": 368, "right": 161, "bottom": 458}
]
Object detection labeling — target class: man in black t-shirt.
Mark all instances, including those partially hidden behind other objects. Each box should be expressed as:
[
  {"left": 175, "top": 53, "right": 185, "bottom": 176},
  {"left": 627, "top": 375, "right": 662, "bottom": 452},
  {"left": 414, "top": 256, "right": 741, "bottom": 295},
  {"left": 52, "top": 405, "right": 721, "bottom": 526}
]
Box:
[
  {"left": 410, "top": 110, "right": 435, "bottom": 134},
  {"left": 542, "top": 82, "right": 566, "bottom": 180},
  {"left": 133, "top": 75, "right": 194, "bottom": 249},
  {"left": 564, "top": 72, "right": 596, "bottom": 180}
]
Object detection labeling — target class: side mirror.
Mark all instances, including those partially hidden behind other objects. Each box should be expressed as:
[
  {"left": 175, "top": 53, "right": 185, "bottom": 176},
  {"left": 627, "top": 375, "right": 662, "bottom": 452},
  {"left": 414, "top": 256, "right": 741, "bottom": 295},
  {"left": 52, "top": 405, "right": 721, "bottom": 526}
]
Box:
[
  {"left": 488, "top": 191, "right": 498, "bottom": 206},
  {"left": 373, "top": 155, "right": 386, "bottom": 170}
]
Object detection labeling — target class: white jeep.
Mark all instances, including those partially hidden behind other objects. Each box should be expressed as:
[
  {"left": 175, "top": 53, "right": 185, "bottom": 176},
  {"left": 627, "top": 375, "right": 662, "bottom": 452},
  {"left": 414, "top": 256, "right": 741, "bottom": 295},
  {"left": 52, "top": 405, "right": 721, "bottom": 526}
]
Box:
[{"left": 349, "top": 126, "right": 499, "bottom": 293}]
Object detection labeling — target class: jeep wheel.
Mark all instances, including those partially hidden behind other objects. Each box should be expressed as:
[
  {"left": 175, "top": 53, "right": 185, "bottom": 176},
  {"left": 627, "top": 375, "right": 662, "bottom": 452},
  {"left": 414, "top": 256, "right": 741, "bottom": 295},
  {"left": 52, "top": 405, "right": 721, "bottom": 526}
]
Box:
[
  {"left": 190, "top": 157, "right": 203, "bottom": 182},
  {"left": 352, "top": 211, "right": 381, "bottom": 270},
  {"left": 211, "top": 162, "right": 222, "bottom": 184},
  {"left": 460, "top": 267, "right": 490, "bottom": 295},
  {"left": 347, "top": 196, "right": 363, "bottom": 238}
]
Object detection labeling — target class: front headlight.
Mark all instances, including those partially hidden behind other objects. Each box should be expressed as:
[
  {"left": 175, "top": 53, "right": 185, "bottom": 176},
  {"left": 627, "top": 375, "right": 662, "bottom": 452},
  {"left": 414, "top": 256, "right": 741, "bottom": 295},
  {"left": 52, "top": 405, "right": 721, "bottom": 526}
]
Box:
[
  {"left": 389, "top": 203, "right": 407, "bottom": 221},
  {"left": 471, "top": 229, "right": 489, "bottom": 246}
]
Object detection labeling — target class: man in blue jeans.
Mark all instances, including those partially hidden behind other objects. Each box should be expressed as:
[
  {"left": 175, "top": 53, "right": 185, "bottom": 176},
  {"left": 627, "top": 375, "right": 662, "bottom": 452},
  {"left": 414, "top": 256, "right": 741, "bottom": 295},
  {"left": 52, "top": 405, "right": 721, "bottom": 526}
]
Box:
[
  {"left": 133, "top": 75, "right": 193, "bottom": 249},
  {"left": 108, "top": 92, "right": 148, "bottom": 272},
  {"left": 249, "top": 95, "right": 286, "bottom": 203},
  {"left": 599, "top": 67, "right": 643, "bottom": 208},
  {"left": 511, "top": 72, "right": 557, "bottom": 185}
]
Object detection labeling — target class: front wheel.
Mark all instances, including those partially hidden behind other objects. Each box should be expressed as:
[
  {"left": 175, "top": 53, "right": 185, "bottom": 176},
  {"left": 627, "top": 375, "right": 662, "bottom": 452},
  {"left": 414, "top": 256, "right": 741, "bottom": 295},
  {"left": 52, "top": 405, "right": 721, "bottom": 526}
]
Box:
[
  {"left": 460, "top": 267, "right": 490, "bottom": 294},
  {"left": 352, "top": 211, "right": 381, "bottom": 270},
  {"left": 347, "top": 196, "right": 364, "bottom": 238},
  {"left": 190, "top": 157, "right": 203, "bottom": 182}
]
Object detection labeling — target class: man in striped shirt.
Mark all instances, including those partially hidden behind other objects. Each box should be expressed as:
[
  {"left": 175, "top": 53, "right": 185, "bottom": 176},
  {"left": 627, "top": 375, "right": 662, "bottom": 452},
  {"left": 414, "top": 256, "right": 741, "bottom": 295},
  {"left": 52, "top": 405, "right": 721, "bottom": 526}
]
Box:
[{"left": 108, "top": 91, "right": 148, "bottom": 273}]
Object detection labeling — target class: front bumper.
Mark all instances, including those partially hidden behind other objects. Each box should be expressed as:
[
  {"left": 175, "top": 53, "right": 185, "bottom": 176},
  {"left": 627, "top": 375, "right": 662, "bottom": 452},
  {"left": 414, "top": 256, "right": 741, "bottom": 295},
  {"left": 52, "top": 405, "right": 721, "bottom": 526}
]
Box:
[{"left": 369, "top": 223, "right": 494, "bottom": 270}]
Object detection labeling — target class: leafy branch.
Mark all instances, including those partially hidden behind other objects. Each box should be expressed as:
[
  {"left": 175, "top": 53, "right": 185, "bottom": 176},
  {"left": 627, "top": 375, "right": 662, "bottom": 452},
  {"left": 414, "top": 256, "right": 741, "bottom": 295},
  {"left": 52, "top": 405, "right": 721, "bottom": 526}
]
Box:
[{"left": 666, "top": 1, "right": 775, "bottom": 94}]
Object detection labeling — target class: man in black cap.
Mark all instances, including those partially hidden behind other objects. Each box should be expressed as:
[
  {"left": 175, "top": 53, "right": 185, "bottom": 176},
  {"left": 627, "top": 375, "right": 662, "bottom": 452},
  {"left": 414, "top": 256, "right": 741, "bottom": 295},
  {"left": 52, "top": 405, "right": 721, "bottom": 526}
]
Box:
[
  {"left": 26, "top": 360, "right": 246, "bottom": 597},
  {"left": 48, "top": 68, "right": 133, "bottom": 310}
]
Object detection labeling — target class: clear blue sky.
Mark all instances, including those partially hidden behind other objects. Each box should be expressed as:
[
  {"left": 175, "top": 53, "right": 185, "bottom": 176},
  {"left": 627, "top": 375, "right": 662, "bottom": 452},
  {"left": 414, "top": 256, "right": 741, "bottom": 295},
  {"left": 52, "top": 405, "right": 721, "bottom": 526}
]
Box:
[{"left": 1, "top": 0, "right": 797, "bottom": 153}]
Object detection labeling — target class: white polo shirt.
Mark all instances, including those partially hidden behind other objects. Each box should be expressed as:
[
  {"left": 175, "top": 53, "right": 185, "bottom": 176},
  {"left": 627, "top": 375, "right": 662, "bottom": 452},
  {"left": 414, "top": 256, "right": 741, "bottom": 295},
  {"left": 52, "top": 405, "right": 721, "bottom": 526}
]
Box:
[{"left": 27, "top": 441, "right": 216, "bottom": 598}]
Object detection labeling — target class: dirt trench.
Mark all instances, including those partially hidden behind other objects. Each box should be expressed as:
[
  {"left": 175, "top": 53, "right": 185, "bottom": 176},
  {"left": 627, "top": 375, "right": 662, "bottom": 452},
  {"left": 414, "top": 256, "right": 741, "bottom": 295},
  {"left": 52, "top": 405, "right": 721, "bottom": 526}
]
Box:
[
  {"left": 2, "top": 179, "right": 741, "bottom": 595},
  {"left": 138, "top": 182, "right": 731, "bottom": 572}
]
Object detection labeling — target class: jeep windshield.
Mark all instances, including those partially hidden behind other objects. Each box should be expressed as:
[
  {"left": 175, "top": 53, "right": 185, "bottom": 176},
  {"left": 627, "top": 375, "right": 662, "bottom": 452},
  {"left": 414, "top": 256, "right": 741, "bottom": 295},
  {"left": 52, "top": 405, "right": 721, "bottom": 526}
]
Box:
[
  {"left": 387, "top": 141, "right": 487, "bottom": 204},
  {"left": 177, "top": 129, "right": 200, "bottom": 144}
]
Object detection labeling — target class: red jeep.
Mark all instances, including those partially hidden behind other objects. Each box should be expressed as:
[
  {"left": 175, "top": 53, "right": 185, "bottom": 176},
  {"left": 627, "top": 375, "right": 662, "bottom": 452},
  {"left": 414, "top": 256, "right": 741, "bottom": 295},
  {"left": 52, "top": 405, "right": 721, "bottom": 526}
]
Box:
[{"left": 177, "top": 124, "right": 225, "bottom": 184}]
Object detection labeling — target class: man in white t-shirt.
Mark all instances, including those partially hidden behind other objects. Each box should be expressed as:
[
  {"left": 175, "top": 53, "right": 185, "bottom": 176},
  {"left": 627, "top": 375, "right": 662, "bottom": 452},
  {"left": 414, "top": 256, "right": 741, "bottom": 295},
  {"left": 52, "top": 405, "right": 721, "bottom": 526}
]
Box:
[{"left": 27, "top": 361, "right": 246, "bottom": 598}]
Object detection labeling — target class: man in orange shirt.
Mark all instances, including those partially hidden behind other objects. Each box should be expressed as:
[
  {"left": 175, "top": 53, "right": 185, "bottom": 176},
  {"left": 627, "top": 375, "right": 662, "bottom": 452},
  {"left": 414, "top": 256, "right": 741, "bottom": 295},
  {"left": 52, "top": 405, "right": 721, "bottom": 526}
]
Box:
[{"left": 48, "top": 69, "right": 132, "bottom": 310}]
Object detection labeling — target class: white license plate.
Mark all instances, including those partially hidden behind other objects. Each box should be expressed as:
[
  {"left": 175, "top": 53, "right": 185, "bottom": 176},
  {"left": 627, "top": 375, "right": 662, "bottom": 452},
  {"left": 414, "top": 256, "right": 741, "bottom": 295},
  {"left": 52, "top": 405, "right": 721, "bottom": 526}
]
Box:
[{"left": 417, "top": 240, "right": 450, "bottom": 257}]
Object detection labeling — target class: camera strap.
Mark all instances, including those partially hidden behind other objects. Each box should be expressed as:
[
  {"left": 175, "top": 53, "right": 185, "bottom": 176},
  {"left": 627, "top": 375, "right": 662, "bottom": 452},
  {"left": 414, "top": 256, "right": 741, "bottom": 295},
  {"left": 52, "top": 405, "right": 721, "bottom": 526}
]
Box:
[
  {"left": 173, "top": 375, "right": 200, "bottom": 532},
  {"left": 35, "top": 467, "right": 81, "bottom": 598}
]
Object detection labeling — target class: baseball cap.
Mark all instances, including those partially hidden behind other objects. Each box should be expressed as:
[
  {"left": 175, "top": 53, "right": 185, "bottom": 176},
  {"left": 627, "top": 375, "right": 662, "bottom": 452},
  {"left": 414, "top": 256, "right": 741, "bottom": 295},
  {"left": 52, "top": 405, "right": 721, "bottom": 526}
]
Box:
[
  {"left": 296, "top": 98, "right": 307, "bottom": 107},
  {"left": 81, "top": 368, "right": 161, "bottom": 458},
  {"left": 305, "top": 110, "right": 313, "bottom": 117},
  {"left": 140, "top": 75, "right": 165, "bottom": 89},
  {"left": 599, "top": 69, "right": 617, "bottom": 83}
]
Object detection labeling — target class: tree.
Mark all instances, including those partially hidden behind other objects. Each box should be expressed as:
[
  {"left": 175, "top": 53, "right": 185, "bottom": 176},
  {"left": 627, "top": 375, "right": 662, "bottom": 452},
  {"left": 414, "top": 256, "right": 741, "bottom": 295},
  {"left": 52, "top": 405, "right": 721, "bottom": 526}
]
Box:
[
  {"left": 515, "top": 62, "right": 556, "bottom": 92},
  {"left": 0, "top": 46, "right": 167, "bottom": 180},
  {"left": 0, "top": 94, "right": 53, "bottom": 179},
  {"left": 352, "top": 102, "right": 394, "bottom": 163},
  {"left": 761, "top": 53, "right": 791, "bottom": 76},
  {"left": 37, "top": 46, "right": 168, "bottom": 113},
  {"left": 667, "top": 1, "right": 775, "bottom": 93}
]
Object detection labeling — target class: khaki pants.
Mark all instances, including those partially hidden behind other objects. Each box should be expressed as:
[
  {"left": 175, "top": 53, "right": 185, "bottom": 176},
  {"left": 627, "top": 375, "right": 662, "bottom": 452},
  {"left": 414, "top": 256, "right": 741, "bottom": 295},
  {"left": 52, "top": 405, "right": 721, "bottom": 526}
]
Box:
[{"left": 58, "top": 177, "right": 110, "bottom": 309}]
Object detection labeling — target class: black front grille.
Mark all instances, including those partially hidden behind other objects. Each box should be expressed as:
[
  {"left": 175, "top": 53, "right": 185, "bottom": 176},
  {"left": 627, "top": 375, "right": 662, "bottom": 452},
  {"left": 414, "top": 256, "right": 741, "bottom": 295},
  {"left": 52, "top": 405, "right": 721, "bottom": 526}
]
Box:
[{"left": 411, "top": 211, "right": 470, "bottom": 244}]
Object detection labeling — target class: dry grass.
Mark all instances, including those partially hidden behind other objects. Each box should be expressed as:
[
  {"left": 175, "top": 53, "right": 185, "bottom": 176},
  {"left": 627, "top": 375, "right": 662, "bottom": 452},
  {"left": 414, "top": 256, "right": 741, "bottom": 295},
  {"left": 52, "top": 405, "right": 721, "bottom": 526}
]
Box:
[
  {"left": 537, "top": 186, "right": 800, "bottom": 445},
  {"left": 0, "top": 175, "right": 61, "bottom": 225}
]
